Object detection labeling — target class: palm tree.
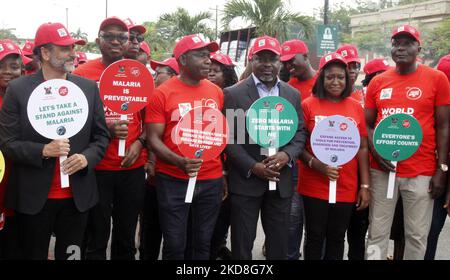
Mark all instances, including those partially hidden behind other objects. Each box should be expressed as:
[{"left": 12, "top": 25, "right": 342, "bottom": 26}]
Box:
[
  {"left": 70, "top": 28, "right": 88, "bottom": 42},
  {"left": 158, "top": 7, "right": 216, "bottom": 41},
  {"left": 222, "top": 0, "right": 314, "bottom": 42}
]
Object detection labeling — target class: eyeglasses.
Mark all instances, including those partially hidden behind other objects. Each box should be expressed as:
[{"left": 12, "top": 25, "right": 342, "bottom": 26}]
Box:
[
  {"left": 99, "top": 32, "right": 129, "bottom": 44},
  {"left": 129, "top": 34, "right": 145, "bottom": 43}
]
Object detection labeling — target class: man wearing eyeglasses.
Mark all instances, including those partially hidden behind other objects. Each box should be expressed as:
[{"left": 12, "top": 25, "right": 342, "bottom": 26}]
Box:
[{"left": 74, "top": 17, "right": 148, "bottom": 260}]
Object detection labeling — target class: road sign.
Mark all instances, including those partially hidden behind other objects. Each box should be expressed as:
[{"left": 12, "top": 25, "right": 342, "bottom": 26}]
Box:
[{"left": 316, "top": 24, "right": 339, "bottom": 57}]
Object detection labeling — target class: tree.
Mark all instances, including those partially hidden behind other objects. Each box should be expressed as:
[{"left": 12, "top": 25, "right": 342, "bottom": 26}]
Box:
[
  {"left": 158, "top": 7, "right": 215, "bottom": 41},
  {"left": 0, "top": 28, "right": 17, "bottom": 40},
  {"left": 221, "top": 0, "right": 314, "bottom": 42},
  {"left": 142, "top": 21, "right": 176, "bottom": 61},
  {"left": 421, "top": 16, "right": 450, "bottom": 66}
]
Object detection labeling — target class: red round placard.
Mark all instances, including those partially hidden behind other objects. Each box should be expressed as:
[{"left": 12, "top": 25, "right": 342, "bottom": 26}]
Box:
[{"left": 99, "top": 59, "right": 154, "bottom": 114}]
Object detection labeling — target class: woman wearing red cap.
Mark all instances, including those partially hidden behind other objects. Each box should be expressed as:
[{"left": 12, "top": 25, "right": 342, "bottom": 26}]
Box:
[
  {"left": 298, "top": 52, "right": 370, "bottom": 260},
  {"left": 208, "top": 53, "right": 238, "bottom": 89},
  {"left": 0, "top": 39, "right": 27, "bottom": 259}
]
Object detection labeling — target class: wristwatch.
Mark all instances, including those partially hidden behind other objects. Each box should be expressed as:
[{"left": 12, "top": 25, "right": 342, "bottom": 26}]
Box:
[{"left": 439, "top": 164, "right": 448, "bottom": 172}]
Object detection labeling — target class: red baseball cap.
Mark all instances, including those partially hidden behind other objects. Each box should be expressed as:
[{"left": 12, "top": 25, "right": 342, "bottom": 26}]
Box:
[
  {"left": 392, "top": 24, "right": 420, "bottom": 44},
  {"left": 150, "top": 58, "right": 180, "bottom": 75},
  {"left": 22, "top": 40, "right": 35, "bottom": 56},
  {"left": 437, "top": 54, "right": 450, "bottom": 81},
  {"left": 280, "top": 39, "right": 309, "bottom": 62},
  {"left": 123, "top": 18, "right": 147, "bottom": 34},
  {"left": 211, "top": 53, "right": 234, "bottom": 66},
  {"left": 76, "top": 51, "right": 87, "bottom": 63},
  {"left": 173, "top": 34, "right": 219, "bottom": 60},
  {"left": 99, "top": 17, "right": 128, "bottom": 32},
  {"left": 251, "top": 36, "right": 281, "bottom": 56},
  {"left": 0, "top": 39, "right": 32, "bottom": 64},
  {"left": 319, "top": 52, "right": 347, "bottom": 70},
  {"left": 35, "top": 22, "right": 85, "bottom": 48},
  {"left": 140, "top": 41, "right": 151, "bottom": 56},
  {"left": 363, "top": 58, "right": 390, "bottom": 75},
  {"left": 336, "top": 44, "right": 360, "bottom": 64}
]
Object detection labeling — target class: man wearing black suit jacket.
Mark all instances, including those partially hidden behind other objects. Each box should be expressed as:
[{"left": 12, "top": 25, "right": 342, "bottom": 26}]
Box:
[
  {"left": 223, "top": 36, "right": 307, "bottom": 260},
  {"left": 0, "top": 22, "right": 110, "bottom": 260}
]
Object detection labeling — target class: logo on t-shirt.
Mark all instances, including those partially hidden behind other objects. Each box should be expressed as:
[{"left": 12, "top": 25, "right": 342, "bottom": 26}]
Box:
[
  {"left": 380, "top": 88, "right": 393, "bottom": 100},
  {"left": 406, "top": 87, "right": 422, "bottom": 100},
  {"left": 178, "top": 103, "right": 192, "bottom": 117}
]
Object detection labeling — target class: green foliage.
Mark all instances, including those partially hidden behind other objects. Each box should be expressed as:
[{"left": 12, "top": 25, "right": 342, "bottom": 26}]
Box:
[
  {"left": 222, "top": 0, "right": 314, "bottom": 42},
  {"left": 421, "top": 17, "right": 450, "bottom": 66},
  {"left": 0, "top": 28, "right": 17, "bottom": 40}
]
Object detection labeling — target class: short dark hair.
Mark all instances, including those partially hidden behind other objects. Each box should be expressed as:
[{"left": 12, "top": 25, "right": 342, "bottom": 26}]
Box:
[
  {"left": 33, "top": 44, "right": 54, "bottom": 62},
  {"left": 312, "top": 62, "right": 352, "bottom": 99}
]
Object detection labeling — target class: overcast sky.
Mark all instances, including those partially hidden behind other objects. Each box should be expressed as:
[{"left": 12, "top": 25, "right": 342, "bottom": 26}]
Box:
[{"left": 1, "top": 0, "right": 356, "bottom": 41}]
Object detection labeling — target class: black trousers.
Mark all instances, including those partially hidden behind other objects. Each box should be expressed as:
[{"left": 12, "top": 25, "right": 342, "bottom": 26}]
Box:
[
  {"left": 209, "top": 196, "right": 231, "bottom": 260},
  {"left": 303, "top": 196, "right": 354, "bottom": 260},
  {"left": 346, "top": 207, "right": 369, "bottom": 260},
  {"left": 139, "top": 183, "right": 162, "bottom": 260},
  {"left": 85, "top": 167, "right": 145, "bottom": 260},
  {"left": 17, "top": 199, "right": 88, "bottom": 260},
  {"left": 230, "top": 191, "right": 291, "bottom": 260}
]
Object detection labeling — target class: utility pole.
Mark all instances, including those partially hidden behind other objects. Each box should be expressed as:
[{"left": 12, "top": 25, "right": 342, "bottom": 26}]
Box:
[
  {"left": 215, "top": 5, "right": 218, "bottom": 40},
  {"left": 66, "top": 8, "right": 69, "bottom": 29},
  {"left": 324, "top": 0, "right": 329, "bottom": 25},
  {"left": 106, "top": 0, "right": 108, "bottom": 18}
]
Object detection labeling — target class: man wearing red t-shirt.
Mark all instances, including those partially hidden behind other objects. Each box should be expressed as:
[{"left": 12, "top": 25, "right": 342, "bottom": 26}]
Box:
[
  {"left": 281, "top": 39, "right": 317, "bottom": 102},
  {"left": 73, "top": 17, "right": 148, "bottom": 260},
  {"left": 0, "top": 23, "right": 109, "bottom": 260},
  {"left": 123, "top": 18, "right": 146, "bottom": 61},
  {"left": 336, "top": 44, "right": 364, "bottom": 107},
  {"left": 365, "top": 25, "right": 450, "bottom": 260},
  {"left": 146, "top": 34, "right": 223, "bottom": 260}
]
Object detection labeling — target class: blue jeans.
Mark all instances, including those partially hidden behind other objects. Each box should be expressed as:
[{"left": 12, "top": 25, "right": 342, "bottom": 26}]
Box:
[
  {"left": 156, "top": 173, "right": 223, "bottom": 260},
  {"left": 288, "top": 164, "right": 304, "bottom": 260},
  {"left": 424, "top": 193, "right": 448, "bottom": 260}
]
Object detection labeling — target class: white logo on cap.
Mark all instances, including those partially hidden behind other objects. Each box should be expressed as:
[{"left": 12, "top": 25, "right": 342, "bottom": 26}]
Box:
[
  {"left": 0, "top": 45, "right": 3, "bottom": 52},
  {"left": 258, "top": 39, "right": 266, "bottom": 47},
  {"left": 57, "top": 28, "right": 68, "bottom": 37},
  {"left": 269, "top": 40, "right": 276, "bottom": 47},
  {"left": 383, "top": 60, "right": 389, "bottom": 66},
  {"left": 216, "top": 55, "right": 222, "bottom": 60},
  {"left": 6, "top": 43, "right": 14, "bottom": 50},
  {"left": 284, "top": 46, "right": 291, "bottom": 51},
  {"left": 341, "top": 50, "right": 348, "bottom": 57},
  {"left": 192, "top": 36, "right": 202, "bottom": 44},
  {"left": 325, "top": 55, "right": 332, "bottom": 62},
  {"left": 397, "top": 26, "right": 405, "bottom": 32}
]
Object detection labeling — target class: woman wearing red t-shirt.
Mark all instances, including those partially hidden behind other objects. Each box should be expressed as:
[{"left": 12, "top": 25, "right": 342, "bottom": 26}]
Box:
[
  {"left": 0, "top": 39, "right": 30, "bottom": 259},
  {"left": 298, "top": 52, "right": 370, "bottom": 260}
]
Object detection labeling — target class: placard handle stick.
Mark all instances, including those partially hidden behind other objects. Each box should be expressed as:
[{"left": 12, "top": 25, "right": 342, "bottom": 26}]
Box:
[
  {"left": 329, "top": 165, "right": 337, "bottom": 204},
  {"left": 387, "top": 161, "right": 397, "bottom": 199},
  {"left": 268, "top": 148, "right": 277, "bottom": 191},
  {"left": 118, "top": 115, "right": 127, "bottom": 157},
  {"left": 60, "top": 155, "right": 70, "bottom": 189},
  {"left": 185, "top": 175, "right": 197, "bottom": 204}
]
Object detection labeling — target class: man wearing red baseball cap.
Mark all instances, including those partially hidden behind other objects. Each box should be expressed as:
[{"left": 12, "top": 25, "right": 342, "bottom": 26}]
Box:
[
  {"left": 75, "top": 51, "right": 87, "bottom": 68},
  {"left": 223, "top": 35, "right": 306, "bottom": 260},
  {"left": 437, "top": 54, "right": 450, "bottom": 82},
  {"left": 0, "top": 22, "right": 110, "bottom": 260},
  {"left": 281, "top": 39, "right": 317, "bottom": 101},
  {"left": 74, "top": 17, "right": 148, "bottom": 260},
  {"left": 137, "top": 42, "right": 151, "bottom": 66},
  {"left": 0, "top": 39, "right": 30, "bottom": 259},
  {"left": 146, "top": 34, "right": 224, "bottom": 260},
  {"left": 365, "top": 24, "right": 450, "bottom": 260},
  {"left": 150, "top": 57, "right": 179, "bottom": 87},
  {"left": 123, "top": 18, "right": 147, "bottom": 60},
  {"left": 21, "top": 40, "right": 41, "bottom": 75}
]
